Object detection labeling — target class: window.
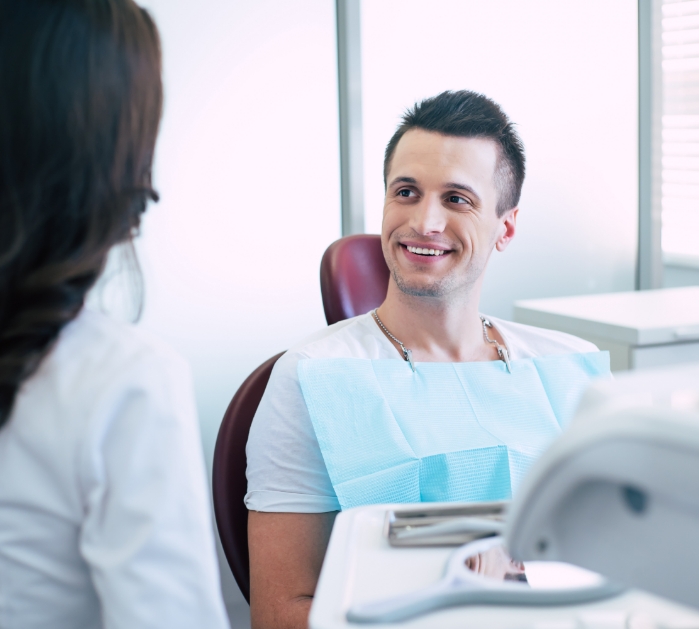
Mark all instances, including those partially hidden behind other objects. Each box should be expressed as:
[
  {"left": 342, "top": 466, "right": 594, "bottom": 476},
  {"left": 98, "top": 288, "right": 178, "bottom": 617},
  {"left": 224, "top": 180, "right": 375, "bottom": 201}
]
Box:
[{"left": 662, "top": 0, "right": 699, "bottom": 266}]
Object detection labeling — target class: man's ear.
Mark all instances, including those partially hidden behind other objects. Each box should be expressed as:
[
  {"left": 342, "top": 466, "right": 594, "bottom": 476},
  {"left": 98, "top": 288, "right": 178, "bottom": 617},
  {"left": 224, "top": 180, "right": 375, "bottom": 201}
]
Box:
[{"left": 495, "top": 207, "right": 518, "bottom": 252}]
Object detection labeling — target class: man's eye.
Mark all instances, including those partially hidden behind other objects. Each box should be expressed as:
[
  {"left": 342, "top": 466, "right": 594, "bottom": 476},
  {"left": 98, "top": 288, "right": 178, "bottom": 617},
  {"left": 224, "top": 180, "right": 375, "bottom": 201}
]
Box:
[
  {"left": 449, "top": 195, "right": 467, "bottom": 204},
  {"left": 398, "top": 189, "right": 413, "bottom": 197}
]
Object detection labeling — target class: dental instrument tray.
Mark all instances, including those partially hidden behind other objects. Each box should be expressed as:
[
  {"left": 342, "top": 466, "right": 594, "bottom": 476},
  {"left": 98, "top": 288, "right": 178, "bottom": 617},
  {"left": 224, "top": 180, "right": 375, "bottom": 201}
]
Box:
[{"left": 386, "top": 501, "right": 507, "bottom": 547}]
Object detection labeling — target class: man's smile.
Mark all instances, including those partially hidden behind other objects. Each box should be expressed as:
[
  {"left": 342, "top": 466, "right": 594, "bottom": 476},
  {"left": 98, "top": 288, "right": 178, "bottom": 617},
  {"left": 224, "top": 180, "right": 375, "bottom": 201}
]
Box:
[
  {"left": 405, "top": 245, "right": 447, "bottom": 256},
  {"left": 399, "top": 241, "right": 454, "bottom": 261}
]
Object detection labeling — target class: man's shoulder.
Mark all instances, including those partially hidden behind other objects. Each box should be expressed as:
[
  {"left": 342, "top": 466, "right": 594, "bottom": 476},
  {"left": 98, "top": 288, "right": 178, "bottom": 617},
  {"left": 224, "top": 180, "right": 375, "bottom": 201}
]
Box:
[
  {"left": 275, "top": 313, "right": 393, "bottom": 372},
  {"left": 489, "top": 316, "right": 599, "bottom": 359}
]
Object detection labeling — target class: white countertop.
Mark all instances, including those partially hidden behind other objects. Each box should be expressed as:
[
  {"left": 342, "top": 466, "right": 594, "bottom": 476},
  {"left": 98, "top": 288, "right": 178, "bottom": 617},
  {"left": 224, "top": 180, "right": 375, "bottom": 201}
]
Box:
[
  {"left": 514, "top": 287, "right": 699, "bottom": 346},
  {"left": 310, "top": 504, "right": 699, "bottom": 629}
]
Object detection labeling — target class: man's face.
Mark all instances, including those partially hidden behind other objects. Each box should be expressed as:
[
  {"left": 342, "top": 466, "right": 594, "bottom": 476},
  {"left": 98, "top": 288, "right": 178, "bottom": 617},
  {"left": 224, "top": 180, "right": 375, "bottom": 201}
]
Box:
[{"left": 382, "top": 129, "right": 517, "bottom": 300}]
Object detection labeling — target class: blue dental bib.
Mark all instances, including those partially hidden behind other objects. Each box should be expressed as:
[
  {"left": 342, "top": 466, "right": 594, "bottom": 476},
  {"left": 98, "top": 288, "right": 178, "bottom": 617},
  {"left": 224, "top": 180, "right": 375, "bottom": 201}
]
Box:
[{"left": 298, "top": 352, "right": 610, "bottom": 510}]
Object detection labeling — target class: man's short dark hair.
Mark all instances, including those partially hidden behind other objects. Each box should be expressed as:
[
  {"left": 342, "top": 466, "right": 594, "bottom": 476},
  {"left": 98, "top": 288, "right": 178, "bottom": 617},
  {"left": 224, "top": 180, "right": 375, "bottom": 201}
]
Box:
[{"left": 383, "top": 90, "right": 525, "bottom": 216}]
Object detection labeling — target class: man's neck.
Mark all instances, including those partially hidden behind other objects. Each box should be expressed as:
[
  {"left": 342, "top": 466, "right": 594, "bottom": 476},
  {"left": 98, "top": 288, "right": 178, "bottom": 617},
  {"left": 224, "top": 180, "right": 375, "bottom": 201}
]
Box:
[{"left": 375, "top": 277, "right": 498, "bottom": 363}]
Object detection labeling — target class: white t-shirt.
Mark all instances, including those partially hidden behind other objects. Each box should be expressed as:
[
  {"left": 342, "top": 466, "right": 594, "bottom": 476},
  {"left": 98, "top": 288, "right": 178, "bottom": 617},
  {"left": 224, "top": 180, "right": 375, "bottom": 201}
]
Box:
[
  {"left": 245, "top": 313, "right": 598, "bottom": 513},
  {"left": 0, "top": 310, "right": 229, "bottom": 629}
]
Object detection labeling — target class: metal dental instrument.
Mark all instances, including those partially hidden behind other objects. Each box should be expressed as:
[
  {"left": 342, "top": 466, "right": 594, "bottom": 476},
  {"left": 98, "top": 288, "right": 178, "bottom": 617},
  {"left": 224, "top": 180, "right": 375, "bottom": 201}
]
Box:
[
  {"left": 481, "top": 316, "right": 512, "bottom": 373},
  {"left": 394, "top": 516, "right": 505, "bottom": 542},
  {"left": 387, "top": 502, "right": 508, "bottom": 547}
]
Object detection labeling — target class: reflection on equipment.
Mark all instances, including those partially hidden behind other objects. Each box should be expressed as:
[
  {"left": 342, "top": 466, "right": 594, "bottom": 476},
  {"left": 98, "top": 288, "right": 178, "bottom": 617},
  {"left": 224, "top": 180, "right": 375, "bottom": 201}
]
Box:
[
  {"left": 506, "top": 363, "right": 699, "bottom": 611},
  {"left": 343, "top": 502, "right": 623, "bottom": 624},
  {"left": 347, "top": 536, "right": 623, "bottom": 624}
]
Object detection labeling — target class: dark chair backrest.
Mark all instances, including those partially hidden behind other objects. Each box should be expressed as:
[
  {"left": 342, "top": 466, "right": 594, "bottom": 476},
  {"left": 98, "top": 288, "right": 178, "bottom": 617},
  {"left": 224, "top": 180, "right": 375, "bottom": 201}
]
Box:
[
  {"left": 320, "top": 234, "right": 390, "bottom": 325},
  {"left": 212, "top": 352, "right": 284, "bottom": 603},
  {"left": 213, "top": 234, "right": 390, "bottom": 603}
]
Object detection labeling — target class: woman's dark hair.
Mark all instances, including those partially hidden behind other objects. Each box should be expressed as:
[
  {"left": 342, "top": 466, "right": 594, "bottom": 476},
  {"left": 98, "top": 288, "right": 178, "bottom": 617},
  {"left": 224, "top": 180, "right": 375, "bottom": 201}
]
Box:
[
  {"left": 384, "top": 90, "right": 526, "bottom": 217},
  {"left": 0, "top": 0, "right": 163, "bottom": 427}
]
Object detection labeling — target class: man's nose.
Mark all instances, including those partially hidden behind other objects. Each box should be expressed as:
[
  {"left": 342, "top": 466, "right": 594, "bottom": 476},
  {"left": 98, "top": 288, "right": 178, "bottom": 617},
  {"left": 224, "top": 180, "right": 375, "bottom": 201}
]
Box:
[{"left": 409, "top": 194, "right": 447, "bottom": 235}]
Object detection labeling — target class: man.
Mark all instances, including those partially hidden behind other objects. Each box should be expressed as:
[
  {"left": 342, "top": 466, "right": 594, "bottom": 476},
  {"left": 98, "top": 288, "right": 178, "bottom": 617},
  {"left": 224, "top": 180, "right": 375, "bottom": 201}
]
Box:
[{"left": 245, "top": 90, "right": 603, "bottom": 628}]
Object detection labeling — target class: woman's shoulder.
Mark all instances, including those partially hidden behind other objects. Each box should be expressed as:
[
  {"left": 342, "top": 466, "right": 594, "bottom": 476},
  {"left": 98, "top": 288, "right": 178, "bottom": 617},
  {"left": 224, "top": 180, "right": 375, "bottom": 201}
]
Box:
[
  {"left": 28, "top": 309, "right": 191, "bottom": 417},
  {"left": 6, "top": 310, "right": 197, "bottom": 510},
  {"left": 57, "top": 309, "right": 187, "bottom": 374}
]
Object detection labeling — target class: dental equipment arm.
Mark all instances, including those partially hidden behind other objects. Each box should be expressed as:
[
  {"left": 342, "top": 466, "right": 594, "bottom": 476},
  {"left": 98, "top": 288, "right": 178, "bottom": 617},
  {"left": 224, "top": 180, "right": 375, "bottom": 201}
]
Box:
[{"left": 506, "top": 363, "right": 699, "bottom": 611}]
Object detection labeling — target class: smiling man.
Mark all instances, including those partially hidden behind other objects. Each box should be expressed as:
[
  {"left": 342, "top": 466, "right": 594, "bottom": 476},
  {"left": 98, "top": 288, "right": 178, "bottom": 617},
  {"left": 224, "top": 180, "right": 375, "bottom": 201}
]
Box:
[{"left": 244, "top": 91, "right": 607, "bottom": 629}]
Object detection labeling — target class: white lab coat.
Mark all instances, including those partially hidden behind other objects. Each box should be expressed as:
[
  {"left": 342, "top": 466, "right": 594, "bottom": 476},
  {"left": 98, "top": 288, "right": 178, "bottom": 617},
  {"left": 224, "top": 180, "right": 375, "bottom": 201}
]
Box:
[{"left": 0, "top": 310, "right": 230, "bottom": 629}]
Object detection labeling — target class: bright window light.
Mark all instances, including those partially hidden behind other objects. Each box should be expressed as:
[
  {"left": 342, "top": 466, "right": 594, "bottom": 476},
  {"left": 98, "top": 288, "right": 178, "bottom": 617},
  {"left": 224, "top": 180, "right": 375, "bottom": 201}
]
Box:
[{"left": 662, "top": 0, "right": 699, "bottom": 265}]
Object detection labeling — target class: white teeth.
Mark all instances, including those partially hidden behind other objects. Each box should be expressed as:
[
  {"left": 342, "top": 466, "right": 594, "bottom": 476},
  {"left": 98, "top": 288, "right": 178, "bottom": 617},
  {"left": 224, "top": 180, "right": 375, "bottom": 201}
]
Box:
[{"left": 407, "top": 246, "right": 446, "bottom": 256}]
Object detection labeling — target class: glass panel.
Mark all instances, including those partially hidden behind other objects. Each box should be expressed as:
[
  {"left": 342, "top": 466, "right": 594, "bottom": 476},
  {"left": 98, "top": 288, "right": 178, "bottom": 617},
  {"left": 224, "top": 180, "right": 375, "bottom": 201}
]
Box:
[{"left": 662, "top": 0, "right": 699, "bottom": 259}]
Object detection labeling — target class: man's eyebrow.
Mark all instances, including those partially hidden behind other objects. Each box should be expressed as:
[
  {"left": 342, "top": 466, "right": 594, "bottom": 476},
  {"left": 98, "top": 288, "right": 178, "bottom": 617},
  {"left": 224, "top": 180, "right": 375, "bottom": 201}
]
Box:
[
  {"left": 445, "top": 181, "right": 482, "bottom": 202},
  {"left": 388, "top": 176, "right": 418, "bottom": 187}
]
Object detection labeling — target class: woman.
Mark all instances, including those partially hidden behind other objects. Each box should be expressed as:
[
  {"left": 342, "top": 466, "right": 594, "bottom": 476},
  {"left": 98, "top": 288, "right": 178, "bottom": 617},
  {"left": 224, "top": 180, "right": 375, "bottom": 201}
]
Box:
[{"left": 0, "top": 1, "right": 229, "bottom": 627}]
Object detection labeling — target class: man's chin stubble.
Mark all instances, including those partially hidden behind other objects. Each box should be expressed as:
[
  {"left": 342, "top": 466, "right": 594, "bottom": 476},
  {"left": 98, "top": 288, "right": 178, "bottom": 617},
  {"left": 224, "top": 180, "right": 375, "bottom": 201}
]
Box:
[
  {"left": 389, "top": 254, "right": 487, "bottom": 301},
  {"left": 391, "top": 268, "right": 454, "bottom": 298}
]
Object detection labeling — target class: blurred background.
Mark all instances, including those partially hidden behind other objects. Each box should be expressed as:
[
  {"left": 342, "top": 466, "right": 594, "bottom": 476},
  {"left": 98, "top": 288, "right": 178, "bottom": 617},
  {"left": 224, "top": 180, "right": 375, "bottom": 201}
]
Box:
[{"left": 88, "top": 1, "right": 698, "bottom": 626}]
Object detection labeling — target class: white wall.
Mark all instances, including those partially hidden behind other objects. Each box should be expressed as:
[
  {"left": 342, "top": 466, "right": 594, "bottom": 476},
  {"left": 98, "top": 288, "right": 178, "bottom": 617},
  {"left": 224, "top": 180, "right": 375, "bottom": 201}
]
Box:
[
  {"left": 131, "top": 0, "right": 340, "bottom": 623},
  {"left": 361, "top": 0, "right": 639, "bottom": 319},
  {"left": 136, "top": 0, "right": 340, "bottom": 465}
]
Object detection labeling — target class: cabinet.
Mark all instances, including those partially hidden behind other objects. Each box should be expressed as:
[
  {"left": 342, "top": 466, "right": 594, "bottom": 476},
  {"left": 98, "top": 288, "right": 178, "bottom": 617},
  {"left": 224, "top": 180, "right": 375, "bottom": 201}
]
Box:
[{"left": 513, "top": 287, "right": 699, "bottom": 372}]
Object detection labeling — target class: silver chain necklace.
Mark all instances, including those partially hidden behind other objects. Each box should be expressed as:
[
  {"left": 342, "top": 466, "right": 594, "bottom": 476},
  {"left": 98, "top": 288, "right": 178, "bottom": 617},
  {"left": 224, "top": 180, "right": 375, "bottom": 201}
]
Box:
[
  {"left": 372, "top": 309, "right": 416, "bottom": 372},
  {"left": 481, "top": 316, "right": 512, "bottom": 373},
  {"left": 372, "top": 309, "right": 512, "bottom": 373}
]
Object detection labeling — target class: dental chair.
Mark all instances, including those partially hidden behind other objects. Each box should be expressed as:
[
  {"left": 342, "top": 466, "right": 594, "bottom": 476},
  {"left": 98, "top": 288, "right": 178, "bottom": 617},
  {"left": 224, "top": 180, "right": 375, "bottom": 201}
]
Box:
[
  {"left": 320, "top": 233, "right": 389, "bottom": 325},
  {"left": 506, "top": 362, "right": 699, "bottom": 611},
  {"left": 213, "top": 234, "right": 389, "bottom": 602},
  {"left": 212, "top": 352, "right": 284, "bottom": 603}
]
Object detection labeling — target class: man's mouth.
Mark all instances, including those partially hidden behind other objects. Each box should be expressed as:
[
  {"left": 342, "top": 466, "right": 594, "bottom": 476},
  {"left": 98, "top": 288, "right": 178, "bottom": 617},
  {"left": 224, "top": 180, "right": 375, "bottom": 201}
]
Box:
[{"left": 405, "top": 245, "right": 448, "bottom": 257}]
